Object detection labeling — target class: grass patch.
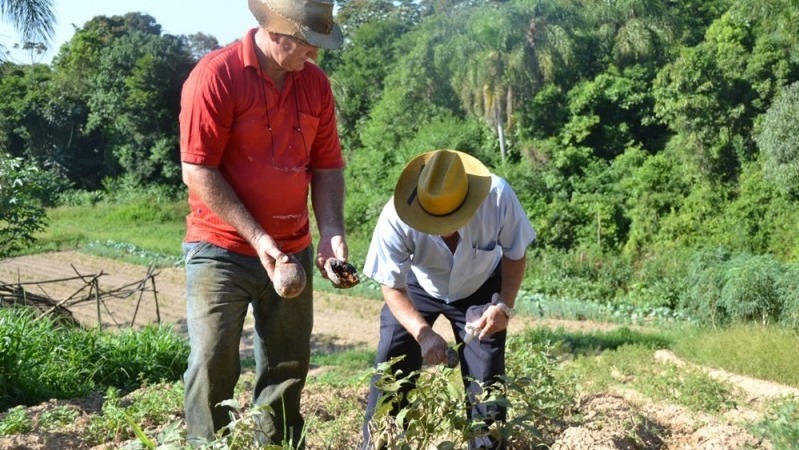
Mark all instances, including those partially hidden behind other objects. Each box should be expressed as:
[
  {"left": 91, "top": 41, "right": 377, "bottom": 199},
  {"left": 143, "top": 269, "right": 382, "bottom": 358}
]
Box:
[
  {"left": 519, "top": 325, "right": 671, "bottom": 357},
  {"left": 564, "top": 342, "right": 738, "bottom": 413},
  {"left": 31, "top": 201, "right": 187, "bottom": 259},
  {"left": 670, "top": 324, "right": 799, "bottom": 388},
  {"left": 310, "top": 347, "right": 375, "bottom": 388},
  {"left": 0, "top": 306, "right": 189, "bottom": 411}
]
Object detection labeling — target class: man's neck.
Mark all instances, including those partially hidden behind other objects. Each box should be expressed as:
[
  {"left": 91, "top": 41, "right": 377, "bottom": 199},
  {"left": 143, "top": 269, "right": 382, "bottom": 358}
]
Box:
[
  {"left": 254, "top": 29, "right": 288, "bottom": 89},
  {"left": 441, "top": 232, "right": 460, "bottom": 254}
]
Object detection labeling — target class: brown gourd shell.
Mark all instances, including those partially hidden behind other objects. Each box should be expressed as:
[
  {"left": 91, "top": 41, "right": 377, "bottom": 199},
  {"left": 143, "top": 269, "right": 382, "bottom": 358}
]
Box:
[{"left": 273, "top": 258, "right": 306, "bottom": 298}]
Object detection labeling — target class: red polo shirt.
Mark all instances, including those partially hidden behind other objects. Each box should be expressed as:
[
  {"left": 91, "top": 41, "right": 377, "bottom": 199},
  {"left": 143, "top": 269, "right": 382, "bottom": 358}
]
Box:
[{"left": 180, "top": 28, "right": 344, "bottom": 256}]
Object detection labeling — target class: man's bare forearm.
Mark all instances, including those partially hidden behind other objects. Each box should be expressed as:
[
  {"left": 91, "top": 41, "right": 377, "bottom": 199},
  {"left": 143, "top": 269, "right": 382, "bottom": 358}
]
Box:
[
  {"left": 182, "top": 162, "right": 264, "bottom": 246},
  {"left": 499, "top": 254, "right": 526, "bottom": 308},
  {"left": 311, "top": 168, "right": 345, "bottom": 238}
]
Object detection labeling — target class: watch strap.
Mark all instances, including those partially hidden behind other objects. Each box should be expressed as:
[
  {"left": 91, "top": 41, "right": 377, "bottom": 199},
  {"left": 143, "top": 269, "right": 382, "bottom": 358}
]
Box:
[{"left": 493, "top": 300, "right": 516, "bottom": 319}]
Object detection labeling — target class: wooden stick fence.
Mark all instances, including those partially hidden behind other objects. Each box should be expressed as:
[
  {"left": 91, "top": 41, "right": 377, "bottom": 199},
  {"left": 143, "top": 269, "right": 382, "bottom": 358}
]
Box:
[{"left": 0, "top": 264, "right": 162, "bottom": 329}]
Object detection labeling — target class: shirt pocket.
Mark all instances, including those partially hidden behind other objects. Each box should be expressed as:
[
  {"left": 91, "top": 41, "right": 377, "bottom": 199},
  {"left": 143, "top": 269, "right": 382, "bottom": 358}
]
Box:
[
  {"left": 297, "top": 112, "right": 320, "bottom": 151},
  {"left": 466, "top": 244, "right": 501, "bottom": 275}
]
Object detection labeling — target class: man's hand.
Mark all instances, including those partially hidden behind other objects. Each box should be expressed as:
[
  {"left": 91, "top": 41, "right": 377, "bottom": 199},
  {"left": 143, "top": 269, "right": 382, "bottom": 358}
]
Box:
[
  {"left": 252, "top": 233, "right": 288, "bottom": 279},
  {"left": 470, "top": 299, "right": 511, "bottom": 341},
  {"left": 322, "top": 258, "right": 360, "bottom": 288},
  {"left": 418, "top": 328, "right": 450, "bottom": 365},
  {"left": 316, "top": 234, "right": 352, "bottom": 286}
]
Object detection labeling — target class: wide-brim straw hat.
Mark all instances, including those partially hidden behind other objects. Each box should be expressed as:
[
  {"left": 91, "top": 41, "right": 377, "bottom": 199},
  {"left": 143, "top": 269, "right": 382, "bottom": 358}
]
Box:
[
  {"left": 394, "top": 150, "right": 492, "bottom": 235},
  {"left": 248, "top": 0, "right": 344, "bottom": 49}
]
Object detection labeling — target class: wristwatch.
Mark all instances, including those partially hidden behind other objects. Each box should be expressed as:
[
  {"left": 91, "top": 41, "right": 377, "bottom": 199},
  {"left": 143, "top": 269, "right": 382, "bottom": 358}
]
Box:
[{"left": 492, "top": 300, "right": 517, "bottom": 319}]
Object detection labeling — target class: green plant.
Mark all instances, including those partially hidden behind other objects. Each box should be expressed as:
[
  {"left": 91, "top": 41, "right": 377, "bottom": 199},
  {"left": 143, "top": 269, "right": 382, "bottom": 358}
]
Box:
[
  {"left": 368, "top": 339, "right": 575, "bottom": 449},
  {"left": 38, "top": 405, "right": 79, "bottom": 431},
  {"left": 776, "top": 263, "right": 799, "bottom": 328},
  {"left": 0, "top": 406, "right": 32, "bottom": 436},
  {"left": 85, "top": 387, "right": 128, "bottom": 444},
  {"left": 753, "top": 397, "right": 799, "bottom": 450},
  {"left": 680, "top": 247, "right": 732, "bottom": 326},
  {"left": 503, "top": 338, "right": 575, "bottom": 445},
  {"left": 88, "top": 381, "right": 185, "bottom": 445},
  {"left": 720, "top": 254, "right": 783, "bottom": 325},
  {"left": 368, "top": 357, "right": 477, "bottom": 449}
]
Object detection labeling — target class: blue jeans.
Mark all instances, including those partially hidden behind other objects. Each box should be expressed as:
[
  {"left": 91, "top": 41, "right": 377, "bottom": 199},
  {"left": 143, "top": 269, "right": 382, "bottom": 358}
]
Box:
[{"left": 182, "top": 242, "right": 313, "bottom": 448}]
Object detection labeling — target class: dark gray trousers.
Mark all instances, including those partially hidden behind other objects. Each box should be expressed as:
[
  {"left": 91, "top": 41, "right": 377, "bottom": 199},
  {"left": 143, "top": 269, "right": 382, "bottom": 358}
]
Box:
[{"left": 183, "top": 242, "right": 313, "bottom": 448}]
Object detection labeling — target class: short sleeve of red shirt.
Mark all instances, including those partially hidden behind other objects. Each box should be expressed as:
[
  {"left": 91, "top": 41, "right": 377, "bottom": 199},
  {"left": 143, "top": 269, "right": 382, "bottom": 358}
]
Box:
[{"left": 179, "top": 50, "right": 236, "bottom": 167}]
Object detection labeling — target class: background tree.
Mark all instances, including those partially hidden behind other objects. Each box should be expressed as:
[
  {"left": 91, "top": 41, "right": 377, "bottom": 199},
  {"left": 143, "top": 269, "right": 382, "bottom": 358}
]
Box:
[
  {"left": 332, "top": 16, "right": 415, "bottom": 151},
  {"left": 0, "top": 0, "right": 54, "bottom": 60},
  {"left": 757, "top": 81, "right": 799, "bottom": 199},
  {"left": 0, "top": 62, "right": 87, "bottom": 185},
  {"left": 445, "top": 3, "right": 532, "bottom": 161},
  {"left": 0, "top": 151, "right": 66, "bottom": 256},
  {"left": 185, "top": 32, "right": 220, "bottom": 61},
  {"left": 85, "top": 29, "right": 193, "bottom": 187}
]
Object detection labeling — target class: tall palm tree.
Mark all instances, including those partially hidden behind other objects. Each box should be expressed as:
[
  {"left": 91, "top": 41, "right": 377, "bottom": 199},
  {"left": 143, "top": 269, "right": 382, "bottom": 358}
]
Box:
[
  {"left": 1, "top": 0, "right": 55, "bottom": 59},
  {"left": 446, "top": 4, "right": 533, "bottom": 161},
  {"left": 586, "top": 0, "right": 677, "bottom": 67}
]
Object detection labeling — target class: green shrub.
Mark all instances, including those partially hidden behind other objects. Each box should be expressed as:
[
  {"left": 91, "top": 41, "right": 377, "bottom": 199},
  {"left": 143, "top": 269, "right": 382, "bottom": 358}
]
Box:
[
  {"left": 776, "top": 263, "right": 799, "bottom": 328},
  {"left": 753, "top": 397, "right": 799, "bottom": 450},
  {"left": 57, "top": 189, "right": 106, "bottom": 206},
  {"left": 526, "top": 246, "right": 633, "bottom": 303},
  {"left": 681, "top": 248, "right": 797, "bottom": 326},
  {"left": 104, "top": 200, "right": 187, "bottom": 225},
  {"left": 720, "top": 254, "right": 783, "bottom": 325},
  {"left": 680, "top": 247, "right": 733, "bottom": 326}
]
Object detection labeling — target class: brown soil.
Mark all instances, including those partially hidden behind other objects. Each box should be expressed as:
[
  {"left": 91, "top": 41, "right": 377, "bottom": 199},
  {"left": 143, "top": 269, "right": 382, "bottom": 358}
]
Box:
[{"left": 1, "top": 251, "right": 795, "bottom": 449}]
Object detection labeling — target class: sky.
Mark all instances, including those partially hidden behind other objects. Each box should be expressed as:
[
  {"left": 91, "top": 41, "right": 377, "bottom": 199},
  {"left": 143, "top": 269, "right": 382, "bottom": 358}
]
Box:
[{"left": 0, "top": 0, "right": 259, "bottom": 64}]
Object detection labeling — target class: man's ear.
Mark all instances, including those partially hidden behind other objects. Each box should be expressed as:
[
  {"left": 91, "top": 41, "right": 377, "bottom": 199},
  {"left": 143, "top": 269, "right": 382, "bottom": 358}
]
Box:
[{"left": 266, "top": 30, "right": 282, "bottom": 44}]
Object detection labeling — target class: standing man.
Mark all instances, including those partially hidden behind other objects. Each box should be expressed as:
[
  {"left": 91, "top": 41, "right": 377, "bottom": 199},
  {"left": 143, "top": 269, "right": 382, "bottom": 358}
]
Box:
[
  {"left": 178, "top": 0, "right": 348, "bottom": 446},
  {"left": 361, "top": 150, "right": 536, "bottom": 450}
]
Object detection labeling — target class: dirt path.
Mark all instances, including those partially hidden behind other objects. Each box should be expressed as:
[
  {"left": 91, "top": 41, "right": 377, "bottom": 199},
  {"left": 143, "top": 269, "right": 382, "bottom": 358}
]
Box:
[
  {"left": 0, "top": 250, "right": 612, "bottom": 353},
  {"left": 2, "top": 251, "right": 797, "bottom": 450}
]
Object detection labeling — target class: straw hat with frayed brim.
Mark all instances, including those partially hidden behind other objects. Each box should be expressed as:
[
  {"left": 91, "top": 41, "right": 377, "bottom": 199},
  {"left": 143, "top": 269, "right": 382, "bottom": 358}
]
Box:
[
  {"left": 248, "top": 0, "right": 344, "bottom": 49},
  {"left": 394, "top": 150, "right": 492, "bottom": 236}
]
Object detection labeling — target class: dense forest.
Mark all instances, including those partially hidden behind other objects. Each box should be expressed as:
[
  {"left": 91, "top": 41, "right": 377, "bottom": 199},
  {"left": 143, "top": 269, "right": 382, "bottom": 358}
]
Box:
[{"left": 2, "top": 0, "right": 798, "bottom": 327}]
